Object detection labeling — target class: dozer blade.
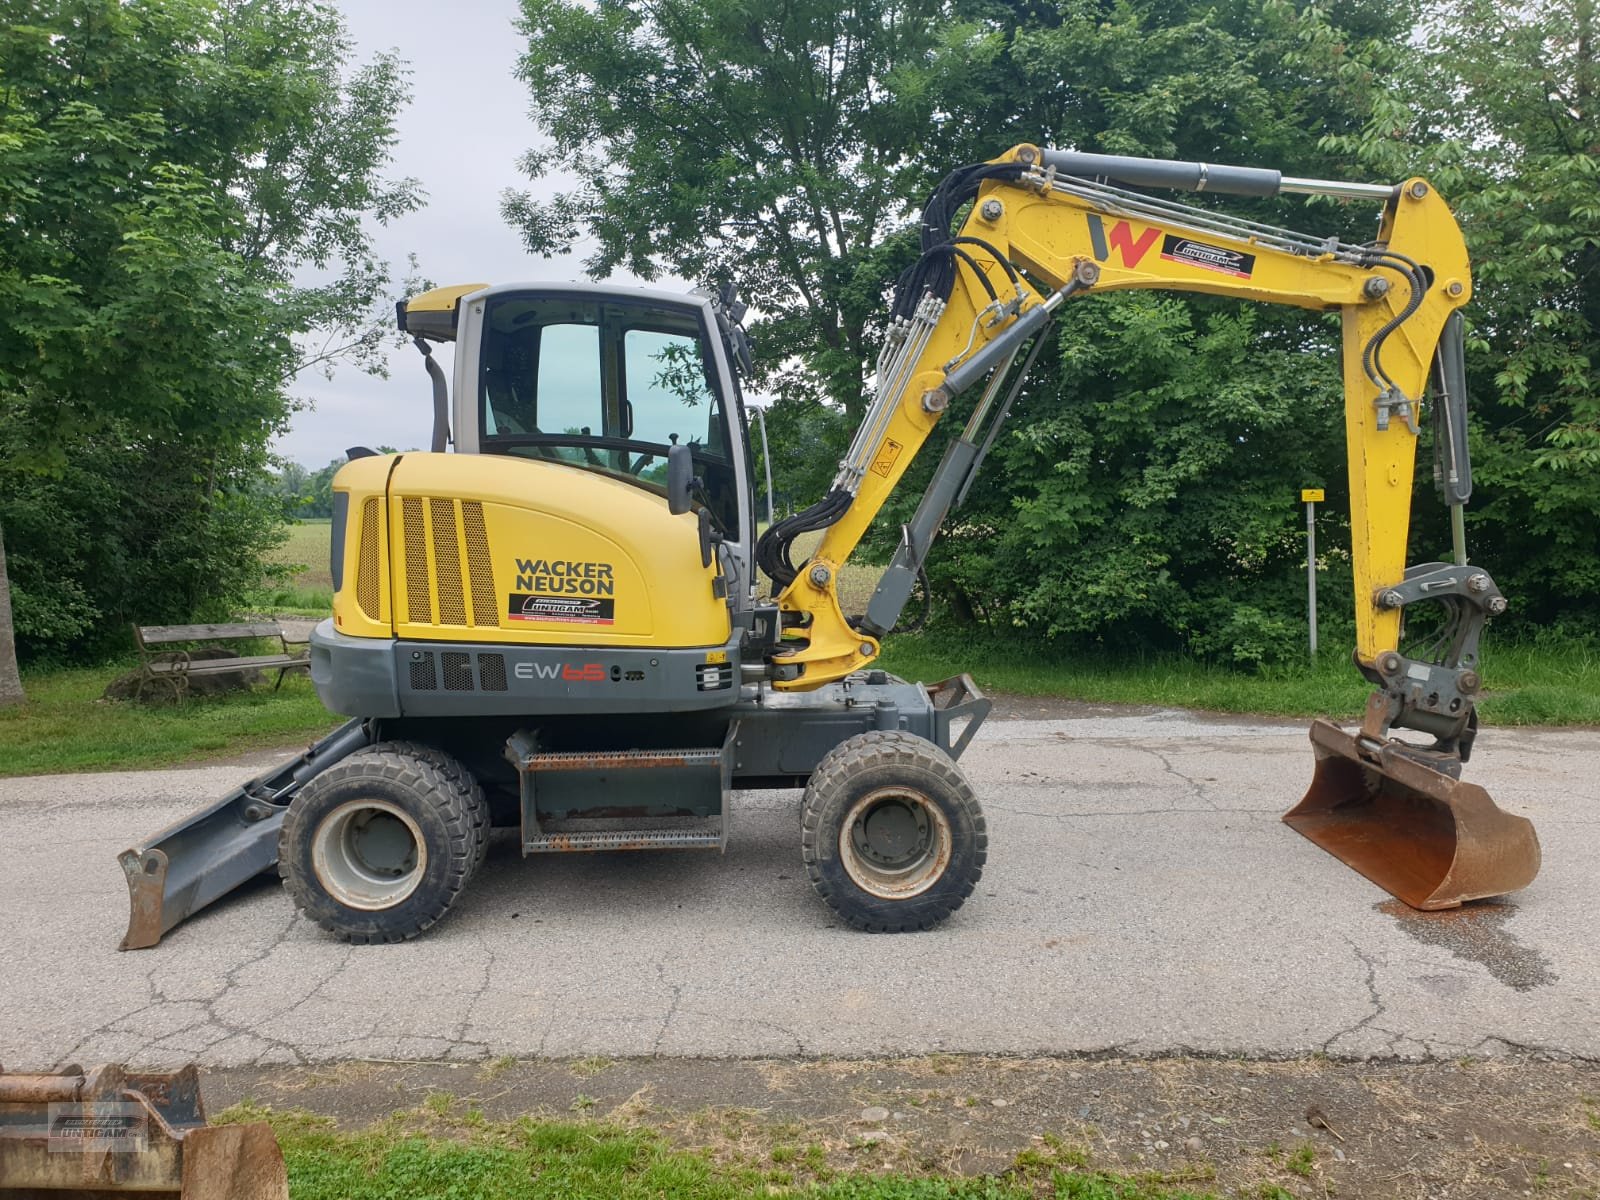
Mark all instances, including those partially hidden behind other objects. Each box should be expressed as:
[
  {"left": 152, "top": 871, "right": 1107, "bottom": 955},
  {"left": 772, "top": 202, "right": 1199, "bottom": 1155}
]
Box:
[
  {"left": 0, "top": 1062, "right": 287, "bottom": 1198},
  {"left": 119, "top": 718, "right": 373, "bottom": 950},
  {"left": 1284, "top": 719, "right": 1540, "bottom": 910}
]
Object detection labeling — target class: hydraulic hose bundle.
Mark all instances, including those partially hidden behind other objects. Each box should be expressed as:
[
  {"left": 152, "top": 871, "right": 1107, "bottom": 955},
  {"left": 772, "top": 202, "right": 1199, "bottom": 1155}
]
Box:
[{"left": 756, "top": 162, "right": 1032, "bottom": 590}]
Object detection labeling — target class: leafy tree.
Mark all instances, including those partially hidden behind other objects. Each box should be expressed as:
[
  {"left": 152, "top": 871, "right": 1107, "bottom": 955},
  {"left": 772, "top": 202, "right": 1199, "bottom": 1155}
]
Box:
[
  {"left": 893, "top": 0, "right": 1424, "bottom": 663},
  {"left": 506, "top": 0, "right": 1594, "bottom": 663},
  {"left": 503, "top": 0, "right": 1005, "bottom": 417},
  {"left": 0, "top": 0, "right": 420, "bottom": 686},
  {"left": 1324, "top": 0, "right": 1600, "bottom": 631}
]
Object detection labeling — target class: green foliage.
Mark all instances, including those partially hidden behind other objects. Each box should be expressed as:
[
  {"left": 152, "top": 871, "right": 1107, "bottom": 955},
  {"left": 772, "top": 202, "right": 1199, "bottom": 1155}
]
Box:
[
  {"left": 0, "top": 0, "right": 419, "bottom": 663},
  {"left": 504, "top": 0, "right": 1003, "bottom": 416},
  {"left": 860, "top": 0, "right": 1414, "bottom": 664},
  {"left": 1321, "top": 0, "right": 1600, "bottom": 631}
]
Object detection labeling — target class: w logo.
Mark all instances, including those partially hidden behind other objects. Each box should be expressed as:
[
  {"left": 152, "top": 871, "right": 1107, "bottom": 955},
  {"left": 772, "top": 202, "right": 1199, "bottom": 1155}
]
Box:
[{"left": 1087, "top": 214, "right": 1160, "bottom": 268}]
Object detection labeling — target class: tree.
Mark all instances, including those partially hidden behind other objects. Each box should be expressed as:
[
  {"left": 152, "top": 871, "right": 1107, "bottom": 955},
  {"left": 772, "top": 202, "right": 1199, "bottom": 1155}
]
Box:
[
  {"left": 0, "top": 0, "right": 421, "bottom": 686},
  {"left": 504, "top": 0, "right": 1006, "bottom": 416},
  {"left": 1323, "top": 0, "right": 1600, "bottom": 631},
  {"left": 889, "top": 0, "right": 1428, "bottom": 663}
]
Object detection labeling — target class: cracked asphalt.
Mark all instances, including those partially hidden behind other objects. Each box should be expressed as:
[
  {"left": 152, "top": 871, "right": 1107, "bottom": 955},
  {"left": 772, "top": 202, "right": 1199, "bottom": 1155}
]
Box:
[{"left": 1, "top": 709, "right": 1595, "bottom": 1071}]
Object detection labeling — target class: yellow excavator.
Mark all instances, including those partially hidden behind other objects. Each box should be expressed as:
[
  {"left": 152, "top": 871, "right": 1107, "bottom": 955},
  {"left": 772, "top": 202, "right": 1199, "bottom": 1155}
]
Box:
[{"left": 120, "top": 144, "right": 1539, "bottom": 949}]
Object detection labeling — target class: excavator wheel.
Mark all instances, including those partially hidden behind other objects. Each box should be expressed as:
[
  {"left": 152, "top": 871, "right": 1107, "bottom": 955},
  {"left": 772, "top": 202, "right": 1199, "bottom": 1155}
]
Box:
[
  {"left": 801, "top": 730, "right": 986, "bottom": 932},
  {"left": 278, "top": 744, "right": 488, "bottom": 943},
  {"left": 376, "top": 739, "right": 493, "bottom": 872}
]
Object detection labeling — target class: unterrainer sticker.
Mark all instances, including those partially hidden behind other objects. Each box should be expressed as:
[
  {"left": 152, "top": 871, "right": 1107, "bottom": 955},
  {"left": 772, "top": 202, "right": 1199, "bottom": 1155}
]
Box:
[
  {"left": 508, "top": 594, "right": 616, "bottom": 625},
  {"left": 1160, "top": 234, "right": 1255, "bottom": 279}
]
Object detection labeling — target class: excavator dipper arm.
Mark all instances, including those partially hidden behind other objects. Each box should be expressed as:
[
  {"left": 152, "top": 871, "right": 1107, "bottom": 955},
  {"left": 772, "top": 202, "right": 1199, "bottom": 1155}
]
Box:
[{"left": 759, "top": 143, "right": 1538, "bottom": 909}]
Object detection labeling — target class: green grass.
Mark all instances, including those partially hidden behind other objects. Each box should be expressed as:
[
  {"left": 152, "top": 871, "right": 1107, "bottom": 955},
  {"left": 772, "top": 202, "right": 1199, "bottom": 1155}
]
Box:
[
  {"left": 268, "top": 520, "right": 335, "bottom": 590},
  {"left": 220, "top": 1102, "right": 1221, "bottom": 1200},
  {"left": 0, "top": 666, "right": 338, "bottom": 777},
  {"left": 878, "top": 630, "right": 1600, "bottom": 724}
]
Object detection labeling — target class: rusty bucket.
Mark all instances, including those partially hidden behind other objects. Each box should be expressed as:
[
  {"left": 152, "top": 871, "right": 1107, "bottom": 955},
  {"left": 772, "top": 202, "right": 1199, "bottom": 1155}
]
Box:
[
  {"left": 0, "top": 1063, "right": 286, "bottom": 1199},
  {"left": 1284, "top": 719, "right": 1541, "bottom": 910}
]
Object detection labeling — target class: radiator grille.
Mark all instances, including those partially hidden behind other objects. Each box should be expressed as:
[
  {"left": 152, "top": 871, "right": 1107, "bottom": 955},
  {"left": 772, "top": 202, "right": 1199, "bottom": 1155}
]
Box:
[
  {"left": 409, "top": 654, "right": 437, "bottom": 691},
  {"left": 478, "top": 653, "right": 508, "bottom": 691},
  {"left": 402, "top": 497, "right": 431, "bottom": 624},
  {"left": 441, "top": 651, "right": 474, "bottom": 691},
  {"left": 356, "top": 497, "right": 381, "bottom": 621},
  {"left": 395, "top": 496, "right": 500, "bottom": 629},
  {"left": 461, "top": 501, "right": 500, "bottom": 627},
  {"left": 430, "top": 498, "right": 468, "bottom": 625}
]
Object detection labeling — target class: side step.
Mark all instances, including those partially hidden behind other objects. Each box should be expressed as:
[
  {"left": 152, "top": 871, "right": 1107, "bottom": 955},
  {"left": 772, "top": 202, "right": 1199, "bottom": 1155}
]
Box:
[
  {"left": 523, "top": 816, "right": 725, "bottom": 853},
  {"left": 505, "top": 725, "right": 738, "bottom": 855}
]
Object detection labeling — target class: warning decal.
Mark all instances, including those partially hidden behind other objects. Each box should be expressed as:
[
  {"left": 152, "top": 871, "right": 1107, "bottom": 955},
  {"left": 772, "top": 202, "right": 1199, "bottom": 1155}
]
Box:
[
  {"left": 871, "top": 438, "right": 904, "bottom": 479},
  {"left": 508, "top": 594, "right": 616, "bottom": 625},
  {"left": 1160, "top": 234, "right": 1256, "bottom": 279}
]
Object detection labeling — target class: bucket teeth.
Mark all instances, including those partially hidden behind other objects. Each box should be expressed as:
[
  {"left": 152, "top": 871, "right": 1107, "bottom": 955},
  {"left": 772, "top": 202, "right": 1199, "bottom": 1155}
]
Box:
[{"left": 1284, "top": 719, "right": 1540, "bottom": 910}]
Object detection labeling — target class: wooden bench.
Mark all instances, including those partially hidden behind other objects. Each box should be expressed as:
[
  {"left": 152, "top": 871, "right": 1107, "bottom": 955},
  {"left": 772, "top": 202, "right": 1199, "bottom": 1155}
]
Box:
[{"left": 132, "top": 622, "right": 311, "bottom": 701}]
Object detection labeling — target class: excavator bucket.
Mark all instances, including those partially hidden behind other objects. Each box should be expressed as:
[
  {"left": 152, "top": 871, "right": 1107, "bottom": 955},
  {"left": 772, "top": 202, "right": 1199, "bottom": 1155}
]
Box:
[
  {"left": 1284, "top": 719, "right": 1540, "bottom": 910},
  {"left": 0, "top": 1063, "right": 286, "bottom": 1198}
]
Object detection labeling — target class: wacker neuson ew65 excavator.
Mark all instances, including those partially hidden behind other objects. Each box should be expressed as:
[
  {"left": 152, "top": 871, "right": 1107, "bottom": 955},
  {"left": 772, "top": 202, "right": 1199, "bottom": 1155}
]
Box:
[{"left": 119, "top": 144, "right": 1540, "bottom": 949}]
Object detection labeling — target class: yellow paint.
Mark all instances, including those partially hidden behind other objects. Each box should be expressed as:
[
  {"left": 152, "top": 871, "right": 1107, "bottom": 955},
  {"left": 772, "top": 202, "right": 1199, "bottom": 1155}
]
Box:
[
  {"left": 775, "top": 146, "right": 1470, "bottom": 687},
  {"left": 329, "top": 454, "right": 395, "bottom": 640},
  {"left": 404, "top": 284, "right": 487, "bottom": 323},
  {"left": 1302, "top": 489, "right": 1325, "bottom": 503},
  {"left": 331, "top": 452, "right": 729, "bottom": 649}
]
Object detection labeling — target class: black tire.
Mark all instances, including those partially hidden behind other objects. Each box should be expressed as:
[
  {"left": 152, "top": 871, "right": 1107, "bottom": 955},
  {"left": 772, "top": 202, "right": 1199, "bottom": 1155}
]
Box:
[
  {"left": 279, "top": 744, "right": 488, "bottom": 943},
  {"left": 801, "top": 730, "right": 986, "bottom": 932},
  {"left": 378, "top": 740, "right": 491, "bottom": 874}
]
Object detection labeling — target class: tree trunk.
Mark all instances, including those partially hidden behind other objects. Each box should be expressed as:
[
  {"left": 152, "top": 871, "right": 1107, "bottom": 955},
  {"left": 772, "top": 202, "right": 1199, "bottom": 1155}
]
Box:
[{"left": 0, "top": 521, "right": 25, "bottom": 708}]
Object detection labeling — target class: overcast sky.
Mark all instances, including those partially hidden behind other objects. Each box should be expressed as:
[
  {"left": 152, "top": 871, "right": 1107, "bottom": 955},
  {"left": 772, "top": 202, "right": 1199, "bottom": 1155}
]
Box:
[{"left": 276, "top": 0, "right": 664, "bottom": 466}]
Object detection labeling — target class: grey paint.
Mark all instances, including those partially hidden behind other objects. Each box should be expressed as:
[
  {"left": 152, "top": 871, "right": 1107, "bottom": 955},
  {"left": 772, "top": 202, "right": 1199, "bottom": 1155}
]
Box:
[
  {"left": 312, "top": 619, "right": 742, "bottom": 717},
  {"left": 310, "top": 620, "right": 400, "bottom": 718},
  {"left": 1040, "top": 148, "right": 1282, "bottom": 198}
]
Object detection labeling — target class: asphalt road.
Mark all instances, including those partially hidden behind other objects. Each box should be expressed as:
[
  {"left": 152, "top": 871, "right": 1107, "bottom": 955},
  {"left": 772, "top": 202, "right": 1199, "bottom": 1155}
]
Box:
[{"left": 2, "top": 709, "right": 1595, "bottom": 1070}]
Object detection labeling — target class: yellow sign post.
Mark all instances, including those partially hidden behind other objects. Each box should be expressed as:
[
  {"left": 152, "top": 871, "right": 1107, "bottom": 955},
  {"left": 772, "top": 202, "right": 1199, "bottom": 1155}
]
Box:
[{"left": 1302, "top": 489, "right": 1322, "bottom": 659}]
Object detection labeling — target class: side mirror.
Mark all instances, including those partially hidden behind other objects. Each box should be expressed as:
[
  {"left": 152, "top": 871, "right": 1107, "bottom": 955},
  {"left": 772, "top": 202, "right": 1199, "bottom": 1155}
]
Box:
[{"left": 667, "top": 443, "right": 694, "bottom": 515}]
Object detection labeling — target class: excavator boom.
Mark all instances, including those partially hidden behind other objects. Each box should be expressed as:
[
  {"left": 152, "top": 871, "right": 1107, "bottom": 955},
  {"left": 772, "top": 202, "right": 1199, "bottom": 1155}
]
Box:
[{"left": 757, "top": 143, "right": 1538, "bottom": 909}]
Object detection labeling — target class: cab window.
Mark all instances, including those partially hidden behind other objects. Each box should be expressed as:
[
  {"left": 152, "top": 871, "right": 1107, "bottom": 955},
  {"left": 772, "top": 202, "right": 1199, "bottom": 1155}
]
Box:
[{"left": 477, "top": 293, "right": 739, "bottom": 535}]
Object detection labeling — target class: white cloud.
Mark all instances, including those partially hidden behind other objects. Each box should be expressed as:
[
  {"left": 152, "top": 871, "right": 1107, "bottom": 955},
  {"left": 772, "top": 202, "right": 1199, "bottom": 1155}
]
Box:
[{"left": 277, "top": 0, "right": 680, "bottom": 465}]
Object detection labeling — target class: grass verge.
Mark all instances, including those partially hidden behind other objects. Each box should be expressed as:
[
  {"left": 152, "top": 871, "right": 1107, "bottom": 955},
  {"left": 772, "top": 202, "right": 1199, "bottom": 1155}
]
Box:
[
  {"left": 221, "top": 1101, "right": 1220, "bottom": 1200},
  {"left": 0, "top": 668, "right": 338, "bottom": 777},
  {"left": 878, "top": 629, "right": 1600, "bottom": 725}
]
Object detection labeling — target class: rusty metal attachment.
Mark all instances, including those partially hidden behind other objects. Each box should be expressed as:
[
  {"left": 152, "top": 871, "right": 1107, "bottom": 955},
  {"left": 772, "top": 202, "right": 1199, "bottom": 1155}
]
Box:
[
  {"left": 1285, "top": 719, "right": 1541, "bottom": 910},
  {"left": 0, "top": 1062, "right": 286, "bottom": 1198}
]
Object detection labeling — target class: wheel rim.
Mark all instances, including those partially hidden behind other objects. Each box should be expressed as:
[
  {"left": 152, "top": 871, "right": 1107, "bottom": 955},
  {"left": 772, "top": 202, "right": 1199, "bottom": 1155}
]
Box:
[
  {"left": 837, "top": 786, "right": 952, "bottom": 899},
  {"left": 311, "top": 799, "right": 427, "bottom": 911}
]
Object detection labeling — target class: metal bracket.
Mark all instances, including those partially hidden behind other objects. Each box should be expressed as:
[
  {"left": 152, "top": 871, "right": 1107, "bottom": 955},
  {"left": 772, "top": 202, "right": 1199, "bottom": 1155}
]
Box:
[
  {"left": 1374, "top": 386, "right": 1421, "bottom": 434},
  {"left": 1363, "top": 562, "right": 1505, "bottom": 758}
]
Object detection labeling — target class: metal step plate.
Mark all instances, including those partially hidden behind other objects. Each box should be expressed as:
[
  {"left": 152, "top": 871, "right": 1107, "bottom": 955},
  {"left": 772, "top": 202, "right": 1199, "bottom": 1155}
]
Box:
[{"left": 523, "top": 814, "right": 725, "bottom": 854}]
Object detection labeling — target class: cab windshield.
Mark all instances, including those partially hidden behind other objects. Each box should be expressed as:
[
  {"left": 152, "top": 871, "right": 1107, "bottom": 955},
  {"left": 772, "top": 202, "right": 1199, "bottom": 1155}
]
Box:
[{"left": 478, "top": 293, "right": 739, "bottom": 533}]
